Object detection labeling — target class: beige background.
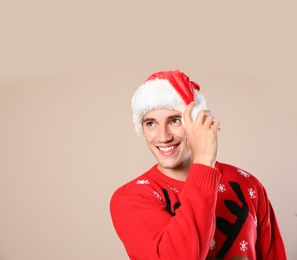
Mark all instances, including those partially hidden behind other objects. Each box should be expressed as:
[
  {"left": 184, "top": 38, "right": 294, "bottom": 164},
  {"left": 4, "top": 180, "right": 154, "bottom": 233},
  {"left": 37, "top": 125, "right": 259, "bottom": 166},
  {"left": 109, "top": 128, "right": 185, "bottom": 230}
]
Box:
[{"left": 0, "top": 1, "right": 296, "bottom": 259}]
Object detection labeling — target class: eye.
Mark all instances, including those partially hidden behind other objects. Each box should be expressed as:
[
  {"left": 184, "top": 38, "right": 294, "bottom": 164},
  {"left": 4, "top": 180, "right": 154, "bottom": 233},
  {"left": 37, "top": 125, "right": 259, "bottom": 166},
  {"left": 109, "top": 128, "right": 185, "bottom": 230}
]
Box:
[
  {"left": 171, "top": 118, "right": 182, "bottom": 125},
  {"left": 145, "top": 121, "right": 155, "bottom": 127}
]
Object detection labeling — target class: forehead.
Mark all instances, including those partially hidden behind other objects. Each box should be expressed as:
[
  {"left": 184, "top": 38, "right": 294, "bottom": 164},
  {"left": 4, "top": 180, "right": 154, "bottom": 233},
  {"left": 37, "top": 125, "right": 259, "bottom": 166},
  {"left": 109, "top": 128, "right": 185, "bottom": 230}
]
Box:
[{"left": 143, "top": 108, "right": 182, "bottom": 120}]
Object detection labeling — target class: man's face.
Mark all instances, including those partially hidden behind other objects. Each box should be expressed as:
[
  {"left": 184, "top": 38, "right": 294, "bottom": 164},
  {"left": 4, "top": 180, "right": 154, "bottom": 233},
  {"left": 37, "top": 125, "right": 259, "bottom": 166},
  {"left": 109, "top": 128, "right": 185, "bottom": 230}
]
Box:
[{"left": 142, "top": 109, "right": 192, "bottom": 173}]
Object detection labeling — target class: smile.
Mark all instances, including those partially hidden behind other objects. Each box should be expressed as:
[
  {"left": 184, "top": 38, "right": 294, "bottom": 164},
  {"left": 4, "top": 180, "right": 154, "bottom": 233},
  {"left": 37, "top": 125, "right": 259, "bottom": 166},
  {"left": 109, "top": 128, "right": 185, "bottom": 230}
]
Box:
[{"left": 158, "top": 145, "right": 177, "bottom": 152}]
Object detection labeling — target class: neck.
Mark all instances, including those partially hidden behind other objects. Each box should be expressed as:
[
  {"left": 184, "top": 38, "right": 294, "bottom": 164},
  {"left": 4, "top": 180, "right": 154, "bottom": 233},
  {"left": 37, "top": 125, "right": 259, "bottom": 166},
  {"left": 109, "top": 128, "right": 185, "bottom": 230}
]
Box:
[{"left": 157, "top": 159, "right": 192, "bottom": 182}]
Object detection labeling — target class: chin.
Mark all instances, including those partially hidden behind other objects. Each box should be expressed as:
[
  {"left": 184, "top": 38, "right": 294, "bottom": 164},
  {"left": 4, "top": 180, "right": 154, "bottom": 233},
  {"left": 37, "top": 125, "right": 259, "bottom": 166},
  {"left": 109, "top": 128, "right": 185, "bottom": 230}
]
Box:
[{"left": 159, "top": 160, "right": 182, "bottom": 170}]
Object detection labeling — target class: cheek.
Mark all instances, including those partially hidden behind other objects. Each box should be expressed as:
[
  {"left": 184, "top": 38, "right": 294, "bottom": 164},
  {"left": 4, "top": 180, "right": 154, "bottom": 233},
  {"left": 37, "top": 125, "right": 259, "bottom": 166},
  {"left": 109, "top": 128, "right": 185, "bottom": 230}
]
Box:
[
  {"left": 144, "top": 131, "right": 156, "bottom": 144},
  {"left": 180, "top": 135, "right": 192, "bottom": 152},
  {"left": 173, "top": 127, "right": 186, "bottom": 139}
]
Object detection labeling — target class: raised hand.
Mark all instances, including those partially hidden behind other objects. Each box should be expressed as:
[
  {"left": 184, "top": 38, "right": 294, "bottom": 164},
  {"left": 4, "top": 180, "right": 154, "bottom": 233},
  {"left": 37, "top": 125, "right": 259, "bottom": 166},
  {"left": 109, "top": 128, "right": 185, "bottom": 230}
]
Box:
[{"left": 183, "top": 102, "right": 220, "bottom": 168}]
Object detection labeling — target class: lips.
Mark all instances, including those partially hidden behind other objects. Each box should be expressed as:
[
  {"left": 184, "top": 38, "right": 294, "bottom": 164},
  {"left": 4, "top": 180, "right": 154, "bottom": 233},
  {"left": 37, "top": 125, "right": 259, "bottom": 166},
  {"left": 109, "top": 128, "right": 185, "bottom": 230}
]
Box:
[{"left": 158, "top": 145, "right": 177, "bottom": 152}]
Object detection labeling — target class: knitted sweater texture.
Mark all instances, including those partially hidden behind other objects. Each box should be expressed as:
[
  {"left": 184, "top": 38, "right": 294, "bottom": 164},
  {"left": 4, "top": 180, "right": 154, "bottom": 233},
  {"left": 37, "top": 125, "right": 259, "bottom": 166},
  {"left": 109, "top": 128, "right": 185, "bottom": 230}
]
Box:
[{"left": 110, "top": 162, "right": 286, "bottom": 260}]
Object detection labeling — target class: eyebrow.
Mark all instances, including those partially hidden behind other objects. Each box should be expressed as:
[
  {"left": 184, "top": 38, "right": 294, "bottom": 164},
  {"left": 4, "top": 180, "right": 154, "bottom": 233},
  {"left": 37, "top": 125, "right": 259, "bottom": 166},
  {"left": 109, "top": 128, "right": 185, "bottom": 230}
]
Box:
[
  {"left": 142, "top": 118, "right": 155, "bottom": 123},
  {"left": 142, "top": 114, "right": 182, "bottom": 123}
]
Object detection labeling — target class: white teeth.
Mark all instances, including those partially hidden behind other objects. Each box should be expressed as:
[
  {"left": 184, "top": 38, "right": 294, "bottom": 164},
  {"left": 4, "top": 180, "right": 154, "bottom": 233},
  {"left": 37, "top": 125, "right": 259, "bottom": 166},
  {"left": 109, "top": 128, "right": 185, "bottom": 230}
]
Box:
[{"left": 159, "top": 146, "right": 176, "bottom": 152}]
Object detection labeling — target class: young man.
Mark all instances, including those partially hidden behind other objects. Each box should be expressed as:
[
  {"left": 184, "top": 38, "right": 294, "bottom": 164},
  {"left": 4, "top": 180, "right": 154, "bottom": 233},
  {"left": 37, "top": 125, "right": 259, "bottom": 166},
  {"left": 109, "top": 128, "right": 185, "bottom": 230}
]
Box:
[{"left": 110, "top": 70, "right": 286, "bottom": 259}]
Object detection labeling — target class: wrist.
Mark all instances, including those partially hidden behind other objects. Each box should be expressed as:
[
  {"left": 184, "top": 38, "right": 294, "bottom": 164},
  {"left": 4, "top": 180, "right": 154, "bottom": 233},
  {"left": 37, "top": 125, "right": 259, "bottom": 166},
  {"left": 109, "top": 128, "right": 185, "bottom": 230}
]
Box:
[{"left": 193, "top": 158, "right": 216, "bottom": 168}]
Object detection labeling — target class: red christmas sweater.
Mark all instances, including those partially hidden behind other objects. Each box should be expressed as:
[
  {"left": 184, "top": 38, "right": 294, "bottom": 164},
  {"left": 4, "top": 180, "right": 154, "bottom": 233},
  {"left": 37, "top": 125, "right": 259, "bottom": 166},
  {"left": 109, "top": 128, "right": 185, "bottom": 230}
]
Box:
[{"left": 110, "top": 162, "right": 286, "bottom": 260}]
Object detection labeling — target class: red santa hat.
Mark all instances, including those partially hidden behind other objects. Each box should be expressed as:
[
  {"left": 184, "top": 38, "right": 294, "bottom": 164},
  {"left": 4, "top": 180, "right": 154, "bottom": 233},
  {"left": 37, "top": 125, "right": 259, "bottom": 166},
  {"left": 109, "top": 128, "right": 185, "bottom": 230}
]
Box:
[{"left": 132, "top": 70, "right": 207, "bottom": 136}]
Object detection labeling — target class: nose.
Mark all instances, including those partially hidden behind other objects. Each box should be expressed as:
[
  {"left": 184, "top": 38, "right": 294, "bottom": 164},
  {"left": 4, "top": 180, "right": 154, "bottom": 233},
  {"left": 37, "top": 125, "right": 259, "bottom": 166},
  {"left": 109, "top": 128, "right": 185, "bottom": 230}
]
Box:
[{"left": 157, "top": 124, "right": 173, "bottom": 143}]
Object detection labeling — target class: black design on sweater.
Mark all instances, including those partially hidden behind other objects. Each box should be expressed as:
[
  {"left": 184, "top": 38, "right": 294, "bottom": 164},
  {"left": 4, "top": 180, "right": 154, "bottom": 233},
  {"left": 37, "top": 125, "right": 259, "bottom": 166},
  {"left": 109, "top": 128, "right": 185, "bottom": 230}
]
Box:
[
  {"left": 216, "top": 182, "right": 249, "bottom": 258},
  {"left": 162, "top": 188, "right": 181, "bottom": 216}
]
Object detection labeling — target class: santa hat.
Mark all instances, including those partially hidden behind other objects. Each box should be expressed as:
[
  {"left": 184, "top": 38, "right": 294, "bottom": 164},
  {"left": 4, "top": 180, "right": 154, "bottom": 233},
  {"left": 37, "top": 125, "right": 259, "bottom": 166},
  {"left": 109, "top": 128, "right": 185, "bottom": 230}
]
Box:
[{"left": 132, "top": 70, "right": 207, "bottom": 137}]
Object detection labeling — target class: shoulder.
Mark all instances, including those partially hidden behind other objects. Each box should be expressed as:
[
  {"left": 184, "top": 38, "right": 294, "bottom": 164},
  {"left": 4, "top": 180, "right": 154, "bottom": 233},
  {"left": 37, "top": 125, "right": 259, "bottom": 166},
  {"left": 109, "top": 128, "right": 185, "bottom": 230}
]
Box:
[
  {"left": 217, "top": 161, "right": 265, "bottom": 191},
  {"left": 113, "top": 172, "right": 154, "bottom": 195},
  {"left": 110, "top": 166, "right": 162, "bottom": 206},
  {"left": 216, "top": 162, "right": 271, "bottom": 214}
]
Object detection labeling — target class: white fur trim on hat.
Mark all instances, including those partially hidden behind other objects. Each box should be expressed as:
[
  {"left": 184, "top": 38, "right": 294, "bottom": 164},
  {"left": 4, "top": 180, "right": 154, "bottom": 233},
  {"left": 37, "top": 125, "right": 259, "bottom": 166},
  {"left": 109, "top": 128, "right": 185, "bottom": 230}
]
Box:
[{"left": 132, "top": 78, "right": 207, "bottom": 137}]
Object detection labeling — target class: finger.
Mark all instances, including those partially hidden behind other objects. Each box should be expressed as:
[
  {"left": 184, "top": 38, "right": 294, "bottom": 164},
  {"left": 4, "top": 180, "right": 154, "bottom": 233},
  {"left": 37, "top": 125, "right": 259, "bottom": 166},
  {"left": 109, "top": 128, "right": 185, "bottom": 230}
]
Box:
[
  {"left": 195, "top": 110, "right": 212, "bottom": 126},
  {"left": 211, "top": 120, "right": 221, "bottom": 132},
  {"left": 183, "top": 102, "right": 196, "bottom": 126},
  {"left": 204, "top": 115, "right": 215, "bottom": 128}
]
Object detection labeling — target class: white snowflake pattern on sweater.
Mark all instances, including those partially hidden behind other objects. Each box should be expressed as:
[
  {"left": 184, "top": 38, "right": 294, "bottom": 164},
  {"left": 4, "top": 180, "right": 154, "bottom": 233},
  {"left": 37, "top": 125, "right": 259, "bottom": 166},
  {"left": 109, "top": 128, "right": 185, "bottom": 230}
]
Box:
[
  {"left": 248, "top": 188, "right": 256, "bottom": 199},
  {"left": 239, "top": 240, "right": 248, "bottom": 252},
  {"left": 238, "top": 168, "right": 250, "bottom": 178},
  {"left": 209, "top": 238, "right": 216, "bottom": 250},
  {"left": 218, "top": 183, "right": 226, "bottom": 193},
  {"left": 153, "top": 191, "right": 162, "bottom": 200},
  {"left": 136, "top": 180, "right": 149, "bottom": 185},
  {"left": 167, "top": 184, "right": 179, "bottom": 193}
]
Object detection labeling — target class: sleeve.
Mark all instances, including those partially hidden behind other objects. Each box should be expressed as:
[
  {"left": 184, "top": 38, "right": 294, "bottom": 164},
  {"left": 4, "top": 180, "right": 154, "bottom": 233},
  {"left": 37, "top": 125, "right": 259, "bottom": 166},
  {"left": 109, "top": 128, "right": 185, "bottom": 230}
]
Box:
[
  {"left": 255, "top": 187, "right": 287, "bottom": 259},
  {"left": 110, "top": 164, "right": 221, "bottom": 260}
]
